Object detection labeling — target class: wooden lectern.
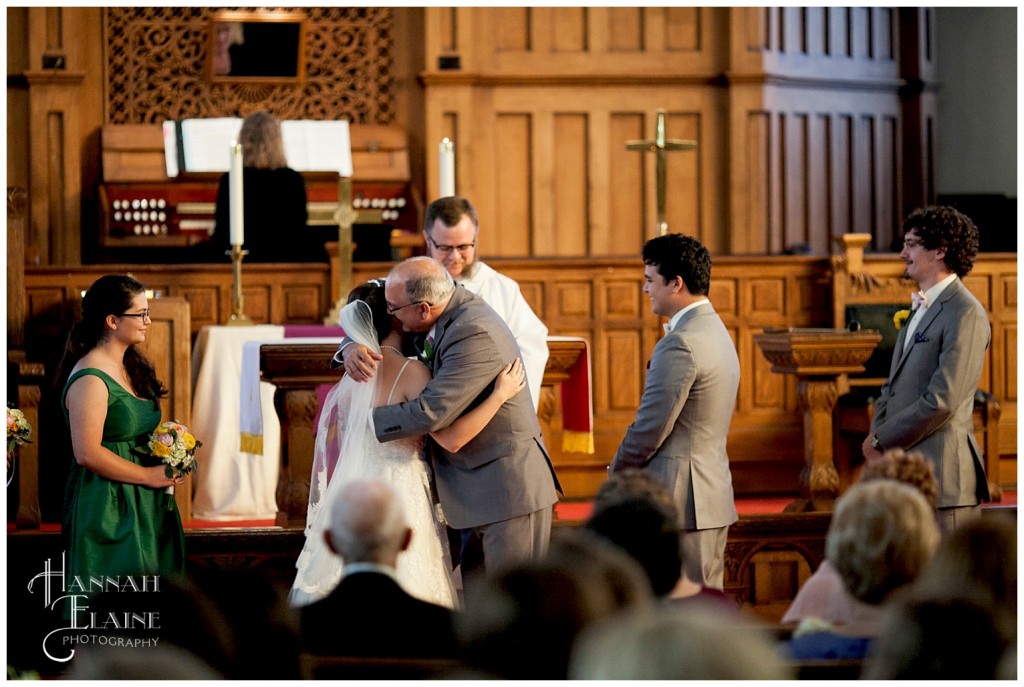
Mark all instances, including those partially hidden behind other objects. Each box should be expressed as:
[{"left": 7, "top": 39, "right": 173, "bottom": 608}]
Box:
[{"left": 754, "top": 328, "right": 881, "bottom": 512}]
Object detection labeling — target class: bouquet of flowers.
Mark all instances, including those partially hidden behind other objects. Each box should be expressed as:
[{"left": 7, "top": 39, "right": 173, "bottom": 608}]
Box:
[
  {"left": 146, "top": 421, "right": 201, "bottom": 501},
  {"left": 7, "top": 406, "right": 33, "bottom": 483},
  {"left": 7, "top": 406, "right": 33, "bottom": 452}
]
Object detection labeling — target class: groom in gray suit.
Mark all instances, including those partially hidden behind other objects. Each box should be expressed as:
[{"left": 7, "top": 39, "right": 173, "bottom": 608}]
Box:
[
  {"left": 611, "top": 234, "right": 740, "bottom": 590},
  {"left": 862, "top": 206, "right": 991, "bottom": 532},
  {"left": 337, "top": 257, "right": 560, "bottom": 576}
]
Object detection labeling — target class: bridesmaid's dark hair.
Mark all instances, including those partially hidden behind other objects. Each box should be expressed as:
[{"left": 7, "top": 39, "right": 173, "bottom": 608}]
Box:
[
  {"left": 346, "top": 279, "right": 392, "bottom": 344},
  {"left": 55, "top": 275, "right": 168, "bottom": 400}
]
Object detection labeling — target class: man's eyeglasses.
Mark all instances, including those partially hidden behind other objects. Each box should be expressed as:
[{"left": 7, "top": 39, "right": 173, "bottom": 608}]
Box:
[
  {"left": 386, "top": 301, "right": 426, "bottom": 315},
  {"left": 119, "top": 309, "right": 151, "bottom": 320},
  {"left": 902, "top": 238, "right": 925, "bottom": 250},
  {"left": 427, "top": 236, "right": 476, "bottom": 255}
]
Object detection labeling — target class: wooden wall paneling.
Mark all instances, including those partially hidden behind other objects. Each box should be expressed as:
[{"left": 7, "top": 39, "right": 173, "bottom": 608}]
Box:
[
  {"left": 604, "top": 112, "right": 645, "bottom": 256},
  {"left": 26, "top": 72, "right": 84, "bottom": 265},
  {"left": 550, "top": 113, "right": 588, "bottom": 256},
  {"left": 732, "top": 87, "right": 902, "bottom": 256},
  {"left": 461, "top": 86, "right": 721, "bottom": 259},
  {"left": 137, "top": 297, "right": 193, "bottom": 518},
  {"left": 444, "top": 6, "right": 719, "bottom": 75},
  {"left": 493, "top": 113, "right": 532, "bottom": 256}
]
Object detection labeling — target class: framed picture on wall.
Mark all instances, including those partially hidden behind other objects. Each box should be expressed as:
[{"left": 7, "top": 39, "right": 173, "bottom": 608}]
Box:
[{"left": 207, "top": 10, "right": 306, "bottom": 85}]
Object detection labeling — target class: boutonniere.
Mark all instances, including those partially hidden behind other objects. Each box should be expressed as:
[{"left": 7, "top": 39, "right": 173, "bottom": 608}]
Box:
[
  {"left": 914, "top": 332, "right": 928, "bottom": 344},
  {"left": 893, "top": 309, "right": 911, "bottom": 330},
  {"left": 422, "top": 337, "right": 434, "bottom": 361}
]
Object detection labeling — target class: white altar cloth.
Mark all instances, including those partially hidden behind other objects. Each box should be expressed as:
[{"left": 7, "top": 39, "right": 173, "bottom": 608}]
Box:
[{"left": 190, "top": 325, "right": 284, "bottom": 520}]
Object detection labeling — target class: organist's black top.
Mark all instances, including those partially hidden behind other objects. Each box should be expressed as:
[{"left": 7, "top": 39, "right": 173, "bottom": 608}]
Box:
[{"left": 211, "top": 167, "right": 315, "bottom": 262}]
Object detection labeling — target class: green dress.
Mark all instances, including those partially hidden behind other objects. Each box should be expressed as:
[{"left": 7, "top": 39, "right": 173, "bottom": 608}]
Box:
[{"left": 61, "top": 369, "right": 185, "bottom": 584}]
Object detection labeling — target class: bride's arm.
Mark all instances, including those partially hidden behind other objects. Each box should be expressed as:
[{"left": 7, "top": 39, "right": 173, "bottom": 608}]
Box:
[{"left": 430, "top": 359, "right": 525, "bottom": 453}]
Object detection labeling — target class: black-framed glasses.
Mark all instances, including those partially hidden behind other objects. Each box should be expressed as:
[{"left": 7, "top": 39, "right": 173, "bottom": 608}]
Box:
[
  {"left": 119, "top": 309, "right": 151, "bottom": 320},
  {"left": 427, "top": 236, "right": 476, "bottom": 255},
  {"left": 902, "top": 238, "right": 925, "bottom": 250},
  {"left": 385, "top": 301, "right": 426, "bottom": 315}
]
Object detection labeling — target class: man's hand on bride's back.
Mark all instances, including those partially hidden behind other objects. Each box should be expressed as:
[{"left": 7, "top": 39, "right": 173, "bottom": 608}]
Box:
[
  {"left": 343, "top": 344, "right": 383, "bottom": 382},
  {"left": 493, "top": 359, "right": 526, "bottom": 402}
]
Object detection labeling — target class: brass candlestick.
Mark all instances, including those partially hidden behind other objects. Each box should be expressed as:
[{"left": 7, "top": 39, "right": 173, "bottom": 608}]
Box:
[{"left": 226, "top": 245, "right": 253, "bottom": 325}]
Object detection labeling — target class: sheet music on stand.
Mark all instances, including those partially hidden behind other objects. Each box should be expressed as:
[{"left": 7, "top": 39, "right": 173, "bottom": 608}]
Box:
[{"left": 163, "top": 118, "right": 352, "bottom": 177}]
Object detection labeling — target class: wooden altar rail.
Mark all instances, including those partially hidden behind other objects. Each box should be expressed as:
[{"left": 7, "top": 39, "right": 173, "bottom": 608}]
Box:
[{"left": 20, "top": 253, "right": 1016, "bottom": 512}]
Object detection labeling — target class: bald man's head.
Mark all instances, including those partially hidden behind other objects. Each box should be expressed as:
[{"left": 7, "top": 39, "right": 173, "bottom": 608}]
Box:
[{"left": 324, "top": 479, "right": 411, "bottom": 566}]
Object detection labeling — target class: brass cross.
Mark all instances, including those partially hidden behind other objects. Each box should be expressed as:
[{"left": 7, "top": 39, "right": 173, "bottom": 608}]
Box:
[{"left": 626, "top": 109, "right": 696, "bottom": 236}]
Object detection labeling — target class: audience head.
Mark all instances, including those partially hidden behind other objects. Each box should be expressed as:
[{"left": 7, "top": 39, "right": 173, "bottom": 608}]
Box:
[
  {"left": 345, "top": 279, "right": 391, "bottom": 343},
  {"left": 458, "top": 532, "right": 651, "bottom": 679},
  {"left": 863, "top": 597, "right": 1010, "bottom": 680},
  {"left": 910, "top": 513, "right": 1016, "bottom": 641},
  {"left": 192, "top": 568, "right": 303, "bottom": 680},
  {"left": 642, "top": 233, "right": 711, "bottom": 297},
  {"left": 569, "top": 606, "right": 792, "bottom": 680},
  {"left": 423, "top": 195, "right": 479, "bottom": 279},
  {"left": 239, "top": 111, "right": 288, "bottom": 169},
  {"left": 585, "top": 471, "right": 683, "bottom": 597},
  {"left": 80, "top": 573, "right": 236, "bottom": 677},
  {"left": 826, "top": 479, "right": 940, "bottom": 606},
  {"left": 860, "top": 448, "right": 938, "bottom": 509},
  {"left": 70, "top": 643, "right": 222, "bottom": 680},
  {"left": 592, "top": 467, "right": 677, "bottom": 512},
  {"left": 323, "top": 479, "right": 411, "bottom": 567},
  {"left": 57, "top": 274, "right": 166, "bottom": 399},
  {"left": 384, "top": 257, "right": 456, "bottom": 334},
  {"left": 901, "top": 205, "right": 980, "bottom": 278}
]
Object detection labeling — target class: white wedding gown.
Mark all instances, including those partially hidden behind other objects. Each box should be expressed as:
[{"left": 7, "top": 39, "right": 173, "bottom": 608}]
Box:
[{"left": 290, "top": 338, "right": 457, "bottom": 609}]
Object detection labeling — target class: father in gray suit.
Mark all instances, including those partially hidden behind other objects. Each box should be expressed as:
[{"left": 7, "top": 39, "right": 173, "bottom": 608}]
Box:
[
  {"left": 610, "top": 234, "right": 740, "bottom": 590},
  {"left": 862, "top": 206, "right": 991, "bottom": 532},
  {"left": 337, "top": 257, "right": 560, "bottom": 575}
]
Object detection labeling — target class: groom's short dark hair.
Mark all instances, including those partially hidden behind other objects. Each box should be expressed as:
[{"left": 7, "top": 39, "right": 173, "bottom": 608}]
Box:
[{"left": 642, "top": 234, "right": 711, "bottom": 296}]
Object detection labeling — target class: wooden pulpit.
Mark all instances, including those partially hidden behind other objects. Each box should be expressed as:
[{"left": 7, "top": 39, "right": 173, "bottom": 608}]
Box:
[{"left": 754, "top": 328, "right": 881, "bottom": 512}]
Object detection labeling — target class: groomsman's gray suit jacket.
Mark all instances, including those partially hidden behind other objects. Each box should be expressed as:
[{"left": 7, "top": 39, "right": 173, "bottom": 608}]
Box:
[
  {"left": 871, "top": 278, "right": 991, "bottom": 506},
  {"left": 611, "top": 302, "right": 740, "bottom": 531},
  {"left": 374, "top": 286, "right": 560, "bottom": 529}
]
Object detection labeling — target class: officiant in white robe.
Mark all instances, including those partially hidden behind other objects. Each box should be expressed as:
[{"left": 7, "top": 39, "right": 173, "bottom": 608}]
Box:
[{"left": 423, "top": 196, "right": 549, "bottom": 411}]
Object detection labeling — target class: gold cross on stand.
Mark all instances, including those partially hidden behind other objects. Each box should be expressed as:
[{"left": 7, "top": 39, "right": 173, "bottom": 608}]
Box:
[
  {"left": 324, "top": 176, "right": 379, "bottom": 324},
  {"left": 626, "top": 109, "right": 696, "bottom": 236}
]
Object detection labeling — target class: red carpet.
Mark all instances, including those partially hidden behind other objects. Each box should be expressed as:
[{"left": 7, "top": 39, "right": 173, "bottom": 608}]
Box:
[
  {"left": 552, "top": 490, "right": 1016, "bottom": 524},
  {"left": 185, "top": 518, "right": 277, "bottom": 529},
  {"left": 554, "top": 496, "right": 794, "bottom": 523},
  {"left": 11, "top": 491, "right": 1015, "bottom": 532}
]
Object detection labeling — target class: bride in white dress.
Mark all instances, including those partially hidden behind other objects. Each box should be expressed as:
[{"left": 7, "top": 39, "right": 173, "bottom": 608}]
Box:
[{"left": 290, "top": 280, "right": 525, "bottom": 608}]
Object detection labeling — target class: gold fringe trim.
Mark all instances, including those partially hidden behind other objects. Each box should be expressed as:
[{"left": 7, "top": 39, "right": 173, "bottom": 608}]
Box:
[
  {"left": 240, "top": 433, "right": 264, "bottom": 455},
  {"left": 562, "top": 431, "right": 595, "bottom": 454}
]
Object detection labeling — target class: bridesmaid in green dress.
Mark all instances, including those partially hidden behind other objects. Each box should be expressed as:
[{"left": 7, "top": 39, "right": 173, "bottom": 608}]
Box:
[{"left": 57, "top": 275, "right": 186, "bottom": 586}]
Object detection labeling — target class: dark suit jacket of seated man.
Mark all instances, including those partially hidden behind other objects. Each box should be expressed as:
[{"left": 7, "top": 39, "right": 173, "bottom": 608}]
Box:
[{"left": 299, "top": 563, "right": 458, "bottom": 658}]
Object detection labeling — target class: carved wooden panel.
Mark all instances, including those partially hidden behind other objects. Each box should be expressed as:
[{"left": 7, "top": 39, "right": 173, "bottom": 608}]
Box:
[{"left": 105, "top": 7, "right": 395, "bottom": 124}]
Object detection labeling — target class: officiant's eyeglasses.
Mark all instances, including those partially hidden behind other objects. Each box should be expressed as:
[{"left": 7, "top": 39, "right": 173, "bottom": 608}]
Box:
[
  {"left": 427, "top": 236, "right": 475, "bottom": 255},
  {"left": 386, "top": 300, "right": 426, "bottom": 314},
  {"left": 118, "top": 309, "right": 151, "bottom": 320}
]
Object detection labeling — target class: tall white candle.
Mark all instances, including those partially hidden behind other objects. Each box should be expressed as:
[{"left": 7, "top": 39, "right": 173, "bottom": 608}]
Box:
[
  {"left": 229, "top": 141, "right": 244, "bottom": 246},
  {"left": 439, "top": 138, "right": 455, "bottom": 197}
]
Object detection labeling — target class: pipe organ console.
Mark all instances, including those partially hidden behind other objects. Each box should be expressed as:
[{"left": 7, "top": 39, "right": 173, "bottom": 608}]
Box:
[{"left": 98, "top": 123, "right": 422, "bottom": 257}]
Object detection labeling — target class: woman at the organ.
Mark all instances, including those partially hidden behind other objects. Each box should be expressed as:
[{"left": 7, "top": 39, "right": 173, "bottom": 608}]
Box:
[{"left": 211, "top": 111, "right": 313, "bottom": 261}]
